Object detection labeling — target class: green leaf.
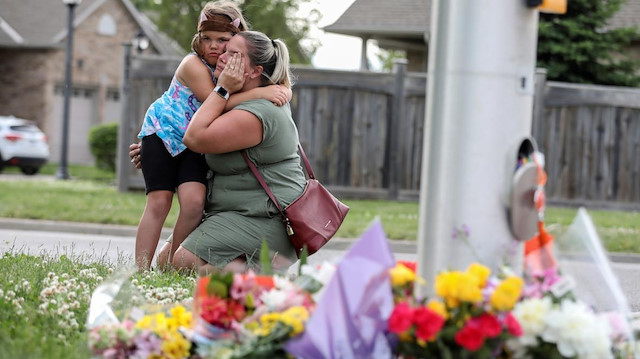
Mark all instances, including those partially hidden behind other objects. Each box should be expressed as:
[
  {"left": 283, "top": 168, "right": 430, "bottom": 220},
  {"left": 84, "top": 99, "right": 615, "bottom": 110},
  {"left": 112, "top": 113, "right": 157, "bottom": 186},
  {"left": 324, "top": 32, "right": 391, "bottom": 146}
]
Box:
[
  {"left": 260, "top": 240, "right": 273, "bottom": 275},
  {"left": 297, "top": 246, "right": 308, "bottom": 276}
]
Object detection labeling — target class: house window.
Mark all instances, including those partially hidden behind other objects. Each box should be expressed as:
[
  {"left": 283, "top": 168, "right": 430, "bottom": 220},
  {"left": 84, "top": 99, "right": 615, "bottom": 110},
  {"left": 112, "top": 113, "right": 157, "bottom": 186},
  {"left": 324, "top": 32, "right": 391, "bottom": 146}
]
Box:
[
  {"left": 106, "top": 89, "right": 120, "bottom": 101},
  {"left": 97, "top": 14, "right": 116, "bottom": 36}
]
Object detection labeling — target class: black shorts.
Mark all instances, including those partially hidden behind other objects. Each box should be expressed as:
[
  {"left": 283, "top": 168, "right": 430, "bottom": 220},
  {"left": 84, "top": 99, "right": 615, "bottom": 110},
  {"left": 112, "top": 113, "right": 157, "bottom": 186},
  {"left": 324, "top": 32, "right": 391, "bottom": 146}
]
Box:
[{"left": 140, "top": 134, "right": 208, "bottom": 194}]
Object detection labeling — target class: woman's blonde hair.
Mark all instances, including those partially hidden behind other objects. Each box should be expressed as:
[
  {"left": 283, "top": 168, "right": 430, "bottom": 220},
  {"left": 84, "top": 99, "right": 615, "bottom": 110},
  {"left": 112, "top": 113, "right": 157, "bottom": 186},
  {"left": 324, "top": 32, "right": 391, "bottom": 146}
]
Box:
[
  {"left": 238, "top": 31, "right": 294, "bottom": 89},
  {"left": 190, "top": 1, "right": 248, "bottom": 57}
]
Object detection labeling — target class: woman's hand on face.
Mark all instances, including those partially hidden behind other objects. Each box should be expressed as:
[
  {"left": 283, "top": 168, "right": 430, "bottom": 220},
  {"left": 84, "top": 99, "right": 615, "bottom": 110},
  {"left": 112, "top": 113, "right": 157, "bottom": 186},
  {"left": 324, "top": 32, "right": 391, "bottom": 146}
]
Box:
[
  {"left": 129, "top": 142, "right": 142, "bottom": 169},
  {"left": 264, "top": 85, "right": 292, "bottom": 106},
  {"left": 217, "top": 53, "right": 245, "bottom": 94}
]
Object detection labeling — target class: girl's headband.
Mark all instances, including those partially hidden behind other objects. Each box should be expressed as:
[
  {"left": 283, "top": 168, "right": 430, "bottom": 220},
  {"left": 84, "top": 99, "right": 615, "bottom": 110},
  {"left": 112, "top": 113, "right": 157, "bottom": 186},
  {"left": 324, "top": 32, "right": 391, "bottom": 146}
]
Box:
[{"left": 198, "top": 12, "right": 241, "bottom": 33}]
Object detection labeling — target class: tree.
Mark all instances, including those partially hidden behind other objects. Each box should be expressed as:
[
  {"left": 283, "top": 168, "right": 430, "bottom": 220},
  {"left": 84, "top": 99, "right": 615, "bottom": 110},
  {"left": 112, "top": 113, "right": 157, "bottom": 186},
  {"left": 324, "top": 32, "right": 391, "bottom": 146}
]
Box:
[
  {"left": 536, "top": 0, "right": 640, "bottom": 86},
  {"left": 131, "top": 0, "right": 319, "bottom": 64}
]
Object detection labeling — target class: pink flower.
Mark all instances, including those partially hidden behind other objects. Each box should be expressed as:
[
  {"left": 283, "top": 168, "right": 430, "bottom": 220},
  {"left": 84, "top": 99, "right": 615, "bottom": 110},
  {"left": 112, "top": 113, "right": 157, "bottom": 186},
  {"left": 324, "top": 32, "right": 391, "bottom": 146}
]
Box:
[
  {"left": 388, "top": 302, "right": 414, "bottom": 334},
  {"left": 504, "top": 312, "right": 522, "bottom": 337}
]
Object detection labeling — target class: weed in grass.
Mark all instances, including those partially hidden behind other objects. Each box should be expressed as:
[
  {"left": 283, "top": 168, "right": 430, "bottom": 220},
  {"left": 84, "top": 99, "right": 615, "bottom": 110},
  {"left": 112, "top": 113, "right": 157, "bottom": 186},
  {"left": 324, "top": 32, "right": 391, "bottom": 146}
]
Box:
[{"left": 0, "top": 248, "right": 197, "bottom": 358}]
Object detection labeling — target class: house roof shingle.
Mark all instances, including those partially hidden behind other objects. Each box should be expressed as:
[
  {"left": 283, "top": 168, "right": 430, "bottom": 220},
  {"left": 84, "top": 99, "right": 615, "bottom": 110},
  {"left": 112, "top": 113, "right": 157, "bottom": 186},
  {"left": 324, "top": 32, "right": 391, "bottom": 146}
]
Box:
[
  {"left": 0, "top": 0, "right": 183, "bottom": 57},
  {"left": 324, "top": 0, "right": 431, "bottom": 38},
  {"left": 609, "top": 0, "right": 640, "bottom": 30},
  {"left": 325, "top": 0, "right": 640, "bottom": 40}
]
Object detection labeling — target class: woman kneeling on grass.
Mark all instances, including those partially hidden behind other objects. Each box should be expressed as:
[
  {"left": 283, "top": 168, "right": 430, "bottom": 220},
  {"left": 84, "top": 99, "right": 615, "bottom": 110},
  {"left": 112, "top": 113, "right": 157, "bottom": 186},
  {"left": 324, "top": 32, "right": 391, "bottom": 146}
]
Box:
[{"left": 156, "top": 31, "right": 306, "bottom": 274}]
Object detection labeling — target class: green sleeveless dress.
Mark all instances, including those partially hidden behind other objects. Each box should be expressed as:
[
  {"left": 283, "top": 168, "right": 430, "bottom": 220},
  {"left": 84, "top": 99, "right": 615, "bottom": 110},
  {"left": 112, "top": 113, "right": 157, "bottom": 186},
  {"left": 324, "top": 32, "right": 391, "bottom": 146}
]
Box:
[{"left": 181, "top": 99, "right": 306, "bottom": 268}]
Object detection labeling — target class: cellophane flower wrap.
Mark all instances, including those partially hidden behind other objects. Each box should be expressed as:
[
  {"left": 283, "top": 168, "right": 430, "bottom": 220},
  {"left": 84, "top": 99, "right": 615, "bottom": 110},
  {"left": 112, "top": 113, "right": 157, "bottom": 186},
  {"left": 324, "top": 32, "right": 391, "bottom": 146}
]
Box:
[
  {"left": 388, "top": 262, "right": 525, "bottom": 359},
  {"left": 86, "top": 270, "right": 194, "bottom": 359}
]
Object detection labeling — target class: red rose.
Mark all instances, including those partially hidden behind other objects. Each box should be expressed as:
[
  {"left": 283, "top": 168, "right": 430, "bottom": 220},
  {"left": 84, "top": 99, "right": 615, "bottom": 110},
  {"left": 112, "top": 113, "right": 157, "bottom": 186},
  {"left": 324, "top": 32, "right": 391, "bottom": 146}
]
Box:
[
  {"left": 201, "top": 296, "right": 229, "bottom": 327},
  {"left": 505, "top": 312, "right": 522, "bottom": 337},
  {"left": 475, "top": 313, "right": 502, "bottom": 338},
  {"left": 388, "top": 302, "right": 414, "bottom": 334},
  {"left": 412, "top": 307, "right": 445, "bottom": 341},
  {"left": 454, "top": 321, "right": 485, "bottom": 351}
]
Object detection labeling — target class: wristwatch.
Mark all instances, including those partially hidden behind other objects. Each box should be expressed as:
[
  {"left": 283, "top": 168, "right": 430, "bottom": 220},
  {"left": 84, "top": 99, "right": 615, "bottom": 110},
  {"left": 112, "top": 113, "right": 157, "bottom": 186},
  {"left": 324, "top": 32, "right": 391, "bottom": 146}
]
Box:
[{"left": 213, "top": 85, "right": 229, "bottom": 100}]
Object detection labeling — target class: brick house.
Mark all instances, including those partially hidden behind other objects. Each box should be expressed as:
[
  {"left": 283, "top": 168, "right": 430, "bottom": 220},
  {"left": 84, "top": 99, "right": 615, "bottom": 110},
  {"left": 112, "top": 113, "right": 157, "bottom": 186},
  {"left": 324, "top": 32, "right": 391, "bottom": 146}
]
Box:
[
  {"left": 325, "top": 0, "right": 640, "bottom": 73},
  {"left": 0, "top": 0, "right": 184, "bottom": 165}
]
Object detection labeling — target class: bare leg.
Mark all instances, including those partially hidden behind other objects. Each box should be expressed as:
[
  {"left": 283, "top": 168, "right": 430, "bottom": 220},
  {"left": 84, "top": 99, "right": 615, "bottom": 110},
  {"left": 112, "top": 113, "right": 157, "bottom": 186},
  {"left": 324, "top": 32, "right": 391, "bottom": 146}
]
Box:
[
  {"left": 156, "top": 241, "right": 172, "bottom": 270},
  {"left": 135, "top": 190, "right": 173, "bottom": 271},
  {"left": 168, "top": 182, "right": 206, "bottom": 263},
  {"left": 172, "top": 246, "right": 207, "bottom": 271}
]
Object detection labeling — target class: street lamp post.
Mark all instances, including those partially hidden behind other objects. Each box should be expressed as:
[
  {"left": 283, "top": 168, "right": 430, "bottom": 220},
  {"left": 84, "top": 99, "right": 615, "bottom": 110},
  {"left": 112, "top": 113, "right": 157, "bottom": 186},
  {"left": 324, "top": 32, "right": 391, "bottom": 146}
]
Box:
[{"left": 56, "top": 0, "right": 82, "bottom": 180}]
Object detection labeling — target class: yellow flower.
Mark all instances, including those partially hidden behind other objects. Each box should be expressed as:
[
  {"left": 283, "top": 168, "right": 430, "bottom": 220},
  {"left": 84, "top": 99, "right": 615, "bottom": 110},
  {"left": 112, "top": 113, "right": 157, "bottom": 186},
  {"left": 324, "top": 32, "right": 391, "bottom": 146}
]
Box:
[
  {"left": 435, "top": 270, "right": 482, "bottom": 307},
  {"left": 457, "top": 272, "right": 483, "bottom": 303},
  {"left": 280, "top": 306, "right": 309, "bottom": 337},
  {"left": 170, "top": 305, "right": 192, "bottom": 328},
  {"left": 135, "top": 315, "right": 153, "bottom": 330},
  {"left": 490, "top": 276, "right": 524, "bottom": 311},
  {"left": 466, "top": 263, "right": 490, "bottom": 287},
  {"left": 390, "top": 263, "right": 416, "bottom": 287},
  {"left": 161, "top": 331, "right": 191, "bottom": 359},
  {"left": 427, "top": 299, "right": 449, "bottom": 319}
]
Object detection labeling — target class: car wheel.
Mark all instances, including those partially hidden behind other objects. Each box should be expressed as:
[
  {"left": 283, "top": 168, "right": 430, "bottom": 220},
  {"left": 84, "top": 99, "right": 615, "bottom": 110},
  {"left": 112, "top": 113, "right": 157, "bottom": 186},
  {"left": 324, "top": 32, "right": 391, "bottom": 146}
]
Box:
[{"left": 20, "top": 166, "right": 39, "bottom": 175}]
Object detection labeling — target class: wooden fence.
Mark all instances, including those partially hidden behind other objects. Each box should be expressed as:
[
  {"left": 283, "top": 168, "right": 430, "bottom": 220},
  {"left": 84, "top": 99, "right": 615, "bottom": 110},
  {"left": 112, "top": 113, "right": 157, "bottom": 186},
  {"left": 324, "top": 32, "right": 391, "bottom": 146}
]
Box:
[{"left": 117, "top": 54, "right": 640, "bottom": 210}]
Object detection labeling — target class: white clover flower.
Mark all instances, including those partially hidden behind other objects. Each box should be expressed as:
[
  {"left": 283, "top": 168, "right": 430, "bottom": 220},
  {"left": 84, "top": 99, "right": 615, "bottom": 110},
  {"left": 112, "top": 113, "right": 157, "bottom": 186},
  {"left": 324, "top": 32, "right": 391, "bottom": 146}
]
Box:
[
  {"left": 22, "top": 281, "right": 30, "bottom": 290},
  {"left": 5, "top": 290, "right": 15, "bottom": 299},
  {"left": 61, "top": 273, "right": 69, "bottom": 280},
  {"left": 0, "top": 288, "right": 4, "bottom": 297}
]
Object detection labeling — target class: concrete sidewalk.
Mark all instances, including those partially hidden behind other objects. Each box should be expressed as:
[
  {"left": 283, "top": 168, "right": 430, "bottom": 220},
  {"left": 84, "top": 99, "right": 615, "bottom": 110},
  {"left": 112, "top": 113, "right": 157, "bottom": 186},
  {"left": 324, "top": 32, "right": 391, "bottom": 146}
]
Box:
[{"left": 1, "top": 216, "right": 639, "bottom": 262}]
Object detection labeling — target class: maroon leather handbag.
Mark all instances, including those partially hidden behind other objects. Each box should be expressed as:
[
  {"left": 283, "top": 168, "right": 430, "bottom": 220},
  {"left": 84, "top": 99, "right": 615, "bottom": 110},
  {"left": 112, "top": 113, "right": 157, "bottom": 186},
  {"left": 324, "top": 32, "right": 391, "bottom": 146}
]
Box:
[{"left": 242, "top": 144, "right": 350, "bottom": 257}]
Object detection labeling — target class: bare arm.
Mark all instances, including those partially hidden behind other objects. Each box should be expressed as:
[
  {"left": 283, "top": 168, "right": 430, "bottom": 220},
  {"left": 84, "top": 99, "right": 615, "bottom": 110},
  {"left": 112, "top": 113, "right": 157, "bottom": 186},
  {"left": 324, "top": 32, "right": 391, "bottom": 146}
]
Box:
[
  {"left": 176, "top": 55, "right": 216, "bottom": 103},
  {"left": 225, "top": 85, "right": 292, "bottom": 110},
  {"left": 184, "top": 53, "right": 263, "bottom": 154}
]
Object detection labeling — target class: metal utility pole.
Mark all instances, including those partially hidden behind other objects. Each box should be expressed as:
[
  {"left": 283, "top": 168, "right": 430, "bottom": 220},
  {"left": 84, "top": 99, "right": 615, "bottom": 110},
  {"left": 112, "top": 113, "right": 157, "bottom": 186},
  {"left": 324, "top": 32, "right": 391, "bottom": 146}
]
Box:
[{"left": 416, "top": 0, "right": 540, "bottom": 287}]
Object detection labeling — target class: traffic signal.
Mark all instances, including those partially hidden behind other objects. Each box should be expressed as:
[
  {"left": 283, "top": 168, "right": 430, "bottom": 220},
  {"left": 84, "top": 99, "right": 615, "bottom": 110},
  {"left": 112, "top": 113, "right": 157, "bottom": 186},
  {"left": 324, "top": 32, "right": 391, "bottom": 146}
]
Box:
[{"left": 525, "top": 0, "right": 567, "bottom": 14}]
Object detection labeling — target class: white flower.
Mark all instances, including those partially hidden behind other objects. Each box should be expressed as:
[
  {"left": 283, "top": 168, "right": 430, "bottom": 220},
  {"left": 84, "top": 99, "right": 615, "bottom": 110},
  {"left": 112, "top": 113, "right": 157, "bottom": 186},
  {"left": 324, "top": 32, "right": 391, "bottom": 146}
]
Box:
[
  {"left": 512, "top": 296, "right": 553, "bottom": 346},
  {"left": 542, "top": 300, "right": 613, "bottom": 359},
  {"left": 273, "top": 275, "right": 295, "bottom": 291},
  {"left": 260, "top": 289, "right": 287, "bottom": 310},
  {"left": 301, "top": 262, "right": 336, "bottom": 285}
]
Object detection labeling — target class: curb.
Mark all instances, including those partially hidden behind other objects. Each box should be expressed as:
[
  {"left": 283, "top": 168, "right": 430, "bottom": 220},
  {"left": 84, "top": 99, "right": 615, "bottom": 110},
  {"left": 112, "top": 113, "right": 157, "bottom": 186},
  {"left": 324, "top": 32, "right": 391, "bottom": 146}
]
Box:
[{"left": 2, "top": 217, "right": 639, "bottom": 261}]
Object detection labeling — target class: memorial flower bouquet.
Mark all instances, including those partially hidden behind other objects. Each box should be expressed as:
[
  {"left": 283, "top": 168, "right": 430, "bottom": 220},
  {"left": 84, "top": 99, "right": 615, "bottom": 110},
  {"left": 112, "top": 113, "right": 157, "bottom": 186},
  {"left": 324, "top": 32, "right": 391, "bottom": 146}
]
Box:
[
  {"left": 88, "top": 303, "right": 193, "bottom": 359},
  {"left": 506, "top": 268, "right": 634, "bottom": 359},
  {"left": 192, "top": 268, "right": 319, "bottom": 358},
  {"left": 388, "top": 261, "right": 524, "bottom": 359}
]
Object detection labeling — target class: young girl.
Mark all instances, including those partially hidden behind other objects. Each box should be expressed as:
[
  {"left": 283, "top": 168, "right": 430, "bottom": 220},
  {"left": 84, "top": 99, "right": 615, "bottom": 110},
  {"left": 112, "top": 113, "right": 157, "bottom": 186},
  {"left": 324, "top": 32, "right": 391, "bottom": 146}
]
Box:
[{"left": 134, "top": 2, "right": 290, "bottom": 270}]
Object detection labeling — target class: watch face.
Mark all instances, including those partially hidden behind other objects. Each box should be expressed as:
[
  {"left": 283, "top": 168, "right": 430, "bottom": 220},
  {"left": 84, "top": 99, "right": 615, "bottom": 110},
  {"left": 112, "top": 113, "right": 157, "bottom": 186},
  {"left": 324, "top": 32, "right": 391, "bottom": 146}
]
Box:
[{"left": 215, "top": 86, "right": 229, "bottom": 99}]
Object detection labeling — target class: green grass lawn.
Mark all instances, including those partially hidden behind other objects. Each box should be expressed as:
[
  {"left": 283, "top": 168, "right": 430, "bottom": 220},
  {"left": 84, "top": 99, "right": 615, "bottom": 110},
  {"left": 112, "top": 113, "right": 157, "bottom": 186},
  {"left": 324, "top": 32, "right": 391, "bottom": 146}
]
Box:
[{"left": 1, "top": 164, "right": 639, "bottom": 253}]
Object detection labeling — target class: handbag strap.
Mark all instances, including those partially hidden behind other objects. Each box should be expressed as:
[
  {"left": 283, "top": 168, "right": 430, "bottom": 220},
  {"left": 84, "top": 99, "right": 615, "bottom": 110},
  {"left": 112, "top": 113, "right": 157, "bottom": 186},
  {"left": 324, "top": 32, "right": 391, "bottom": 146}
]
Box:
[{"left": 240, "top": 144, "right": 315, "bottom": 230}]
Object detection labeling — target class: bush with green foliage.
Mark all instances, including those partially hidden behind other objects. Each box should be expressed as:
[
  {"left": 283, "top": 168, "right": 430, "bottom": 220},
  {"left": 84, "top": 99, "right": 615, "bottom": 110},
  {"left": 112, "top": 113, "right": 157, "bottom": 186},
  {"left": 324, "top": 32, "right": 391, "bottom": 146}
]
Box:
[
  {"left": 537, "top": 0, "right": 640, "bottom": 86},
  {"left": 88, "top": 122, "right": 118, "bottom": 172}
]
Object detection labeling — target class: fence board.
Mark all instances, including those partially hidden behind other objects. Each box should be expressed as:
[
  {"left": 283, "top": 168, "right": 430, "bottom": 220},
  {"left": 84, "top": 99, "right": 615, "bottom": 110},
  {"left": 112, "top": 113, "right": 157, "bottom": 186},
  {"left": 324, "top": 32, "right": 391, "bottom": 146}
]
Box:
[{"left": 118, "top": 57, "right": 640, "bottom": 209}]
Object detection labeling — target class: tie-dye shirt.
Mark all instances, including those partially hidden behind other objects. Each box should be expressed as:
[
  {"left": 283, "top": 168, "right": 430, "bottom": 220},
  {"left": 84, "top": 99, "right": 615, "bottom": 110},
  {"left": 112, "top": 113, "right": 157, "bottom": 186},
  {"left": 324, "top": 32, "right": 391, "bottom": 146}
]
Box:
[{"left": 138, "top": 54, "right": 216, "bottom": 156}]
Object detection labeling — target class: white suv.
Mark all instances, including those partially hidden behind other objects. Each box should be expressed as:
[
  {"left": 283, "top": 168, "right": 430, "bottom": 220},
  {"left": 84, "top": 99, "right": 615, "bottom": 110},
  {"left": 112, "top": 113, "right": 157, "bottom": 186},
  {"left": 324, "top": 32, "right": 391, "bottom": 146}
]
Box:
[{"left": 0, "top": 115, "right": 50, "bottom": 175}]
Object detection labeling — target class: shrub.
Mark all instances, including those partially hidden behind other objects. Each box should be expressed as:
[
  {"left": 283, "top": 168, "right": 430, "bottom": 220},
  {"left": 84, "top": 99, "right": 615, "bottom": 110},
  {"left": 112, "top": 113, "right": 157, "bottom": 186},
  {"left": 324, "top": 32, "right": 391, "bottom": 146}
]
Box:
[{"left": 88, "top": 122, "right": 118, "bottom": 172}]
